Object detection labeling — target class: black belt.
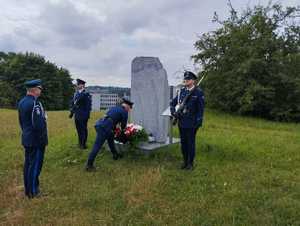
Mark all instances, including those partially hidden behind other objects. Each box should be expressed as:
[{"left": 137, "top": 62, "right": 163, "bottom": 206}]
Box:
[{"left": 104, "top": 116, "right": 117, "bottom": 133}]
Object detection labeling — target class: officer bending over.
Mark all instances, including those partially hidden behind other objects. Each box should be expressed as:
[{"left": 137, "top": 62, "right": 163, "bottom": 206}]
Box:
[{"left": 86, "top": 98, "right": 133, "bottom": 171}]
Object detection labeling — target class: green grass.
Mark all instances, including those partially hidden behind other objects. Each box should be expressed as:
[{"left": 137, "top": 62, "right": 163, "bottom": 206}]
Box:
[{"left": 0, "top": 109, "right": 299, "bottom": 226}]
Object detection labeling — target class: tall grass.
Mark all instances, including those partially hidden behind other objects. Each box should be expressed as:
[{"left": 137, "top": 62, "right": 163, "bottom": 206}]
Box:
[{"left": 0, "top": 109, "right": 299, "bottom": 226}]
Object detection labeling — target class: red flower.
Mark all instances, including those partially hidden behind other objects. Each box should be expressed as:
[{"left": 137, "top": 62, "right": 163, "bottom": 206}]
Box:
[{"left": 114, "top": 127, "right": 121, "bottom": 137}]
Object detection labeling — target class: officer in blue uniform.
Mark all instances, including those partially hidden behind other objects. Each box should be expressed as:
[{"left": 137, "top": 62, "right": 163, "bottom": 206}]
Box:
[
  {"left": 18, "top": 79, "right": 48, "bottom": 198},
  {"left": 170, "top": 71, "right": 205, "bottom": 170},
  {"left": 70, "top": 79, "right": 92, "bottom": 149},
  {"left": 86, "top": 98, "right": 133, "bottom": 171}
]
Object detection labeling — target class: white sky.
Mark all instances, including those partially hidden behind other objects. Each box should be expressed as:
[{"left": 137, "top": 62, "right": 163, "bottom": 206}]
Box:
[{"left": 0, "top": 0, "right": 298, "bottom": 87}]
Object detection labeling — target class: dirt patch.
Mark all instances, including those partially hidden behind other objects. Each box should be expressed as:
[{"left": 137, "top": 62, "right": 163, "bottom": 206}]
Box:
[
  {"left": 0, "top": 171, "right": 25, "bottom": 226},
  {"left": 124, "top": 167, "right": 162, "bottom": 207}
]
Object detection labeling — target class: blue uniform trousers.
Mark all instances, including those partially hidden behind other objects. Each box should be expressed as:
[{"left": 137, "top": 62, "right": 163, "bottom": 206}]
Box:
[
  {"left": 179, "top": 127, "right": 197, "bottom": 166},
  {"left": 75, "top": 119, "right": 88, "bottom": 146},
  {"left": 23, "top": 146, "right": 45, "bottom": 197},
  {"left": 87, "top": 126, "right": 117, "bottom": 166}
]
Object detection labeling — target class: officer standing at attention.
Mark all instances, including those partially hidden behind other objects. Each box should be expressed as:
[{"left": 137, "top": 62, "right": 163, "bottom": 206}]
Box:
[
  {"left": 70, "top": 79, "right": 92, "bottom": 149},
  {"left": 18, "top": 79, "right": 48, "bottom": 198},
  {"left": 170, "top": 71, "right": 205, "bottom": 170},
  {"left": 86, "top": 98, "right": 133, "bottom": 171}
]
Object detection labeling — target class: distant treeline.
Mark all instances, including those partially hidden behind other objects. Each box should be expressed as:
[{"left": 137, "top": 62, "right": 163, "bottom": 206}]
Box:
[
  {"left": 0, "top": 52, "right": 74, "bottom": 110},
  {"left": 193, "top": 2, "right": 300, "bottom": 122}
]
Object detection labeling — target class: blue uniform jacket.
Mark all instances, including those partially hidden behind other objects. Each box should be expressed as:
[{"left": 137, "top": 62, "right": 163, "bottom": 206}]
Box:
[
  {"left": 18, "top": 95, "right": 48, "bottom": 147},
  {"left": 72, "top": 90, "right": 92, "bottom": 120},
  {"left": 95, "top": 106, "right": 128, "bottom": 134},
  {"left": 170, "top": 87, "right": 205, "bottom": 128}
]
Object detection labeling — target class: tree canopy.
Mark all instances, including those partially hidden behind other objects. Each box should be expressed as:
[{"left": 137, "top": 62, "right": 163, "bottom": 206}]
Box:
[
  {"left": 0, "top": 52, "right": 74, "bottom": 110},
  {"left": 192, "top": 2, "right": 300, "bottom": 122}
]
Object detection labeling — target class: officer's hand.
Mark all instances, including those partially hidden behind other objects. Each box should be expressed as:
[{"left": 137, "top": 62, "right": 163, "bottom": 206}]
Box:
[
  {"left": 119, "top": 132, "right": 128, "bottom": 144},
  {"left": 172, "top": 112, "right": 179, "bottom": 119}
]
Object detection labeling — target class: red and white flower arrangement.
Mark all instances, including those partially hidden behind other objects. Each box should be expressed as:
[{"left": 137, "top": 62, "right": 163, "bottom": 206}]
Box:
[{"left": 114, "top": 123, "right": 148, "bottom": 145}]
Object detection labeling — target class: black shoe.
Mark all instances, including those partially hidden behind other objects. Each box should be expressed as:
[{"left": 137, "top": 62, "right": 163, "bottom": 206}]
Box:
[
  {"left": 26, "top": 191, "right": 48, "bottom": 199},
  {"left": 181, "top": 163, "right": 188, "bottom": 169},
  {"left": 85, "top": 165, "right": 96, "bottom": 172},
  {"left": 79, "top": 145, "right": 87, "bottom": 150},
  {"left": 113, "top": 152, "right": 122, "bottom": 160},
  {"left": 113, "top": 153, "right": 119, "bottom": 160},
  {"left": 26, "top": 193, "right": 34, "bottom": 199},
  {"left": 185, "top": 164, "right": 194, "bottom": 170},
  {"left": 33, "top": 192, "right": 48, "bottom": 199},
  {"left": 117, "top": 152, "right": 123, "bottom": 159}
]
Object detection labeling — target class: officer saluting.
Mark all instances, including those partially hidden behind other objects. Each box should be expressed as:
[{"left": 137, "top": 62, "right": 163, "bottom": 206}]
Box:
[
  {"left": 70, "top": 79, "right": 92, "bottom": 149},
  {"left": 18, "top": 79, "right": 48, "bottom": 198},
  {"left": 86, "top": 98, "right": 133, "bottom": 171},
  {"left": 170, "top": 71, "right": 205, "bottom": 170}
]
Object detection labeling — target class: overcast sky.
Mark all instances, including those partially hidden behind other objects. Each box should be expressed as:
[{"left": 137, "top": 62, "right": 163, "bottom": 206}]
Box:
[{"left": 0, "top": 0, "right": 298, "bottom": 87}]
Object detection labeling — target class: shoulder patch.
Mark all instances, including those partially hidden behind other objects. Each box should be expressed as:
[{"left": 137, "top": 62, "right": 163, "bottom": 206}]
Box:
[{"left": 34, "top": 105, "right": 41, "bottom": 115}]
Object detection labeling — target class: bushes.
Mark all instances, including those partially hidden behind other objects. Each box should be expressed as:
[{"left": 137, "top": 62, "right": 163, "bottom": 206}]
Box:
[
  {"left": 192, "top": 2, "right": 300, "bottom": 122},
  {"left": 0, "top": 52, "right": 74, "bottom": 110}
]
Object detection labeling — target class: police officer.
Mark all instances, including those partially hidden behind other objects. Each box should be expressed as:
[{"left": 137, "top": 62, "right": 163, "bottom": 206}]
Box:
[
  {"left": 18, "top": 79, "right": 48, "bottom": 198},
  {"left": 70, "top": 79, "right": 92, "bottom": 149},
  {"left": 86, "top": 98, "right": 133, "bottom": 171},
  {"left": 170, "top": 71, "right": 205, "bottom": 170}
]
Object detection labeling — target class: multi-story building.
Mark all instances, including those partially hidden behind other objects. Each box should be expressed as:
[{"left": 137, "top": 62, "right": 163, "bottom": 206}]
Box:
[
  {"left": 99, "top": 93, "right": 119, "bottom": 110},
  {"left": 90, "top": 93, "right": 120, "bottom": 111},
  {"left": 91, "top": 93, "right": 101, "bottom": 111}
]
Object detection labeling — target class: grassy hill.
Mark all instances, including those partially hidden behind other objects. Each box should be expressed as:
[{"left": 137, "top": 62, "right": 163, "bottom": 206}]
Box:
[{"left": 0, "top": 109, "right": 299, "bottom": 226}]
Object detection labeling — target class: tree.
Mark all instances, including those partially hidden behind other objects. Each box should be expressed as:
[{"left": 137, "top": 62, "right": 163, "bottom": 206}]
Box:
[
  {"left": 192, "top": 2, "right": 300, "bottom": 122},
  {"left": 0, "top": 52, "right": 74, "bottom": 110},
  {"left": 0, "top": 81, "right": 14, "bottom": 107}
]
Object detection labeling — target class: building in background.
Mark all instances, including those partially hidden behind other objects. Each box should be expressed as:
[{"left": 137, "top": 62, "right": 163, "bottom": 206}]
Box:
[
  {"left": 122, "top": 92, "right": 130, "bottom": 101},
  {"left": 86, "top": 86, "right": 130, "bottom": 97},
  {"left": 88, "top": 86, "right": 131, "bottom": 111},
  {"left": 91, "top": 93, "right": 101, "bottom": 111},
  {"left": 99, "top": 93, "right": 119, "bottom": 110},
  {"left": 91, "top": 93, "right": 123, "bottom": 111}
]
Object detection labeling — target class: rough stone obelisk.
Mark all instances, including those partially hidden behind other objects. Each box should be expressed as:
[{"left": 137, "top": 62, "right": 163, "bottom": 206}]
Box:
[{"left": 131, "top": 57, "right": 169, "bottom": 143}]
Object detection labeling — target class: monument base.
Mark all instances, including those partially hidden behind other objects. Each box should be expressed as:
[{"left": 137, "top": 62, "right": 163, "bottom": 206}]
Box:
[
  {"left": 113, "top": 137, "right": 180, "bottom": 153},
  {"left": 137, "top": 137, "right": 180, "bottom": 151}
]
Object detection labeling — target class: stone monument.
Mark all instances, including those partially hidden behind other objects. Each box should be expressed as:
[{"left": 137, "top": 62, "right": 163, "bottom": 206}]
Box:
[{"left": 131, "top": 57, "right": 169, "bottom": 143}]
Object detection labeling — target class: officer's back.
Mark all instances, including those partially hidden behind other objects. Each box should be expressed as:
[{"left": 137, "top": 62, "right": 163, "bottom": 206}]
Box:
[{"left": 95, "top": 105, "right": 128, "bottom": 133}]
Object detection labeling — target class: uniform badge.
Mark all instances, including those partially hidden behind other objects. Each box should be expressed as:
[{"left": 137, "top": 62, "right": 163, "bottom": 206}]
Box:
[{"left": 36, "top": 107, "right": 41, "bottom": 115}]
